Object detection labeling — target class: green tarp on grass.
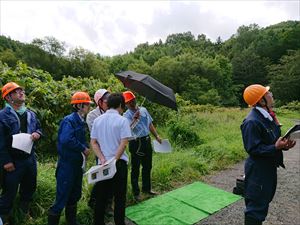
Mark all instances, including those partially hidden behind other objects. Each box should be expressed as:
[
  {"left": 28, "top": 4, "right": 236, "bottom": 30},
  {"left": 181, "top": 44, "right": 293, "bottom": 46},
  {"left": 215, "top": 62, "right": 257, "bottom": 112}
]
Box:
[{"left": 126, "top": 181, "right": 242, "bottom": 225}]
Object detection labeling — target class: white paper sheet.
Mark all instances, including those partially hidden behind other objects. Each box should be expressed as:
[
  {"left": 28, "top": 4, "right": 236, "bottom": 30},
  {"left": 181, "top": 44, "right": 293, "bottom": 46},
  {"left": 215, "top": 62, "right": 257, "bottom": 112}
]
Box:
[
  {"left": 152, "top": 139, "right": 172, "bottom": 153},
  {"left": 12, "top": 133, "right": 33, "bottom": 154}
]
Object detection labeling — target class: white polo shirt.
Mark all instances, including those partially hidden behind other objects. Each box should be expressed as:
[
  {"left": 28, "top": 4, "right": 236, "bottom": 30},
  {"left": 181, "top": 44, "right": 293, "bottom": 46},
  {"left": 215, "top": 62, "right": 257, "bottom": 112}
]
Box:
[
  {"left": 91, "top": 109, "right": 131, "bottom": 162},
  {"left": 86, "top": 107, "right": 103, "bottom": 132}
]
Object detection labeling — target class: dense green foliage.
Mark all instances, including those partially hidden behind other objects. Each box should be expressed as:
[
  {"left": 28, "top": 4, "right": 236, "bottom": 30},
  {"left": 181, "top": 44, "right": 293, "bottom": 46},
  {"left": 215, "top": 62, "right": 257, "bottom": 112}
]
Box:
[
  {"left": 1, "top": 21, "right": 299, "bottom": 106},
  {"left": 0, "top": 62, "right": 177, "bottom": 154},
  {"left": 268, "top": 50, "right": 300, "bottom": 105},
  {"left": 0, "top": 62, "right": 122, "bottom": 154}
]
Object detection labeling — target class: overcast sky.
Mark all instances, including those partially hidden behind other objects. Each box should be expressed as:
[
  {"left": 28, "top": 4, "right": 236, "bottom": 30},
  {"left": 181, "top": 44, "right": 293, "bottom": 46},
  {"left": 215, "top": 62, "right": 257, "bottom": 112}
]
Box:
[{"left": 0, "top": 1, "right": 299, "bottom": 56}]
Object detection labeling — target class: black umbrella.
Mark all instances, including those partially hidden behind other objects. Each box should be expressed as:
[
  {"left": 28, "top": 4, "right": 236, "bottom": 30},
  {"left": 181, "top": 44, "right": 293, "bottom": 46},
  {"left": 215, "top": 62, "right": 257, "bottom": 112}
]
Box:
[{"left": 115, "top": 71, "right": 177, "bottom": 110}]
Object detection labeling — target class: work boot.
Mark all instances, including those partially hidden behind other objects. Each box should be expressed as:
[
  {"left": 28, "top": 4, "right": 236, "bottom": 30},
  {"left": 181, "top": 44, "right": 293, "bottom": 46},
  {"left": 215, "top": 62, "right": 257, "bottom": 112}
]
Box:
[
  {"left": 142, "top": 190, "right": 157, "bottom": 196},
  {"left": 65, "top": 204, "right": 82, "bottom": 225},
  {"left": 133, "top": 194, "right": 142, "bottom": 202},
  {"left": 47, "top": 211, "right": 60, "bottom": 225},
  {"left": 245, "top": 216, "right": 262, "bottom": 225}
]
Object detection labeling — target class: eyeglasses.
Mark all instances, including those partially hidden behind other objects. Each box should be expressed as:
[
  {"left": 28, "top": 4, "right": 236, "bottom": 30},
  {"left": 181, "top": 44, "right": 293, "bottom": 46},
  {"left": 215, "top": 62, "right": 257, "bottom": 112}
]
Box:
[{"left": 12, "top": 89, "right": 25, "bottom": 94}]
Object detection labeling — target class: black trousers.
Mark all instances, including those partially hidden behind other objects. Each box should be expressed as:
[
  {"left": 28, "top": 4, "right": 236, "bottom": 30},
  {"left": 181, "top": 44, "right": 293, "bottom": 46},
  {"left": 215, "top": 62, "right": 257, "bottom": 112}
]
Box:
[
  {"left": 94, "top": 160, "right": 127, "bottom": 225},
  {"left": 129, "top": 136, "right": 153, "bottom": 196}
]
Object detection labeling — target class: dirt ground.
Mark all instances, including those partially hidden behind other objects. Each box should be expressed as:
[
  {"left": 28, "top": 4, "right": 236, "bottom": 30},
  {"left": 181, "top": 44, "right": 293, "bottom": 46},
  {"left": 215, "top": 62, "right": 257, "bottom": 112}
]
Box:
[{"left": 126, "top": 139, "right": 300, "bottom": 225}]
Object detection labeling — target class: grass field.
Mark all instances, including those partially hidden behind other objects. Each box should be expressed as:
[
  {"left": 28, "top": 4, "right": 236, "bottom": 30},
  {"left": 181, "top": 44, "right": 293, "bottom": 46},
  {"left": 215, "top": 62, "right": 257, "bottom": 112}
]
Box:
[{"left": 10, "top": 106, "right": 300, "bottom": 225}]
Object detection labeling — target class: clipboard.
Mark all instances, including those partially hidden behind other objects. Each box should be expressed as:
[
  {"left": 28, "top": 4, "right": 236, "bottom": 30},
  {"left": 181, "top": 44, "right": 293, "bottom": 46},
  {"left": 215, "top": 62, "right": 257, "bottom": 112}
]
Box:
[
  {"left": 85, "top": 158, "right": 117, "bottom": 184},
  {"left": 283, "top": 124, "right": 300, "bottom": 139}
]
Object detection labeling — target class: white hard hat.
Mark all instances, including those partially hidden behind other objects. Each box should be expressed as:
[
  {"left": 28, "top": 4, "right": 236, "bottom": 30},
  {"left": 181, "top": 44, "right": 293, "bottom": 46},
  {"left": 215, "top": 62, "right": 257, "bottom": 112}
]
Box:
[{"left": 94, "top": 89, "right": 109, "bottom": 105}]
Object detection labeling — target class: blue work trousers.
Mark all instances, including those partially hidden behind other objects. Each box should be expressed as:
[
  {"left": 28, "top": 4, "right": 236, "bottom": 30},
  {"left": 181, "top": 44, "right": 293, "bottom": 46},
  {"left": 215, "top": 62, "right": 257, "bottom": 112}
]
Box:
[
  {"left": 49, "top": 160, "right": 83, "bottom": 215},
  {"left": 0, "top": 155, "right": 37, "bottom": 215},
  {"left": 244, "top": 158, "right": 277, "bottom": 222}
]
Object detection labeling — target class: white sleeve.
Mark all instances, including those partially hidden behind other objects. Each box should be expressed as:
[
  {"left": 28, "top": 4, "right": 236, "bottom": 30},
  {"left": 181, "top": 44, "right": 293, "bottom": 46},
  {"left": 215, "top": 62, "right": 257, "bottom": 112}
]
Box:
[
  {"left": 120, "top": 118, "right": 132, "bottom": 139},
  {"left": 86, "top": 112, "right": 93, "bottom": 132},
  {"left": 90, "top": 119, "right": 98, "bottom": 139}
]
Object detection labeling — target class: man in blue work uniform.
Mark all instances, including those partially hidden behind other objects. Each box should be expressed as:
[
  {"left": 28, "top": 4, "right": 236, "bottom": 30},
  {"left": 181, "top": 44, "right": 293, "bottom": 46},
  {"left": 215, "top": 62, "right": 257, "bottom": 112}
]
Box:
[
  {"left": 241, "top": 84, "right": 296, "bottom": 225},
  {"left": 0, "top": 82, "right": 42, "bottom": 224},
  {"left": 123, "top": 91, "right": 162, "bottom": 202},
  {"left": 48, "top": 91, "right": 92, "bottom": 225}
]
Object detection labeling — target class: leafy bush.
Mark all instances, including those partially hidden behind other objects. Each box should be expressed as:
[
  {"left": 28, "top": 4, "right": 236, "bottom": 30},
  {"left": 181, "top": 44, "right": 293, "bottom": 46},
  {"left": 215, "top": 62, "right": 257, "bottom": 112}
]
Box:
[
  {"left": 167, "top": 117, "right": 201, "bottom": 147},
  {"left": 182, "top": 76, "right": 221, "bottom": 105},
  {"left": 0, "top": 62, "right": 119, "bottom": 154},
  {"left": 152, "top": 151, "right": 209, "bottom": 191},
  {"left": 279, "top": 101, "right": 300, "bottom": 112}
]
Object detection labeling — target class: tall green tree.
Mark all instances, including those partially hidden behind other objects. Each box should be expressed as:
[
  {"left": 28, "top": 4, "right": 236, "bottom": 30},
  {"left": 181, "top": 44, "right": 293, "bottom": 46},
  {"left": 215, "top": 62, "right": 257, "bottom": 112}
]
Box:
[
  {"left": 255, "top": 21, "right": 300, "bottom": 63},
  {"left": 230, "top": 24, "right": 261, "bottom": 56},
  {"left": 182, "top": 76, "right": 221, "bottom": 105},
  {"left": 268, "top": 50, "right": 300, "bottom": 105},
  {"left": 67, "top": 47, "right": 110, "bottom": 80},
  {"left": 152, "top": 56, "right": 181, "bottom": 92},
  {"left": 32, "top": 36, "right": 66, "bottom": 57},
  {"left": 0, "top": 49, "right": 18, "bottom": 67}
]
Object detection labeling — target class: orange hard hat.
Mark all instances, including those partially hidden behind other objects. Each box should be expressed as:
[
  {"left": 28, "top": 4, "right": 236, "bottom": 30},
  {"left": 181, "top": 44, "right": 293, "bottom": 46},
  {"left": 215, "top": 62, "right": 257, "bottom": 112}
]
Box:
[
  {"left": 123, "top": 91, "right": 136, "bottom": 103},
  {"left": 243, "top": 84, "right": 270, "bottom": 106},
  {"left": 71, "top": 91, "right": 93, "bottom": 104},
  {"left": 2, "top": 82, "right": 22, "bottom": 99}
]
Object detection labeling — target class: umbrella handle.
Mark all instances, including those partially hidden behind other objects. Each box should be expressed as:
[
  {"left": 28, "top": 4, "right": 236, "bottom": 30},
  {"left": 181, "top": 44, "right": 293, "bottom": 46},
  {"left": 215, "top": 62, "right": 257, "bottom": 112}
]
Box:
[
  {"left": 139, "top": 97, "right": 146, "bottom": 107},
  {"left": 131, "top": 97, "right": 146, "bottom": 130}
]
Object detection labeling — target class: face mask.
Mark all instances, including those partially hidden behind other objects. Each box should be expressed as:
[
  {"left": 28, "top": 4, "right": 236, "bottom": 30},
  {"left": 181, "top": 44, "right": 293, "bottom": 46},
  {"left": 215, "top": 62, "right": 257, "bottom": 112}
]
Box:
[
  {"left": 5, "top": 102, "right": 27, "bottom": 115},
  {"left": 16, "top": 104, "right": 27, "bottom": 115}
]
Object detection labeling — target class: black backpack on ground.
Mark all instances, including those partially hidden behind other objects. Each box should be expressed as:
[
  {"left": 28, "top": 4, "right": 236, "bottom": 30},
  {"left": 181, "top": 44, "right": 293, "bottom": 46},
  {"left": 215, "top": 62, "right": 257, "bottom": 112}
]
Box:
[{"left": 233, "top": 176, "right": 245, "bottom": 196}]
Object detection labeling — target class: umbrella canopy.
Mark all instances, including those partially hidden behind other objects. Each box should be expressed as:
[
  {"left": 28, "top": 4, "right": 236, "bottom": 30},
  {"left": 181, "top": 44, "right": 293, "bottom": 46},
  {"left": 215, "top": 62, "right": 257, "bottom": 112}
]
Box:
[{"left": 115, "top": 71, "right": 177, "bottom": 110}]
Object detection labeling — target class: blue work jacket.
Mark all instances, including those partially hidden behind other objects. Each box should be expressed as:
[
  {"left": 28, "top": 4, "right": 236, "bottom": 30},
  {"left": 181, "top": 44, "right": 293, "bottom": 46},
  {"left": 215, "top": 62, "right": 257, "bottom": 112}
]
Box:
[
  {"left": 57, "top": 112, "right": 88, "bottom": 164},
  {"left": 0, "top": 107, "right": 42, "bottom": 166},
  {"left": 241, "top": 108, "right": 284, "bottom": 169}
]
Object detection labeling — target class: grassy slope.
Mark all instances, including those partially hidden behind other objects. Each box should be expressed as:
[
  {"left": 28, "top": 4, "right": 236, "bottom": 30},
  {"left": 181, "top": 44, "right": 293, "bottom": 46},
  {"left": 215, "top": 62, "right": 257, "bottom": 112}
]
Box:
[{"left": 12, "top": 107, "right": 299, "bottom": 224}]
